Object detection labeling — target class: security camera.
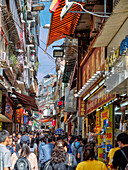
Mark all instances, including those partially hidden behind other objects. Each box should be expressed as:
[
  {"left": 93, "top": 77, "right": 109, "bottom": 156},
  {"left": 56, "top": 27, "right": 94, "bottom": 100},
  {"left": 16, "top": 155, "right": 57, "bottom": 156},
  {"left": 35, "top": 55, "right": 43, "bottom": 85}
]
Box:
[{"left": 60, "top": 2, "right": 74, "bottom": 21}]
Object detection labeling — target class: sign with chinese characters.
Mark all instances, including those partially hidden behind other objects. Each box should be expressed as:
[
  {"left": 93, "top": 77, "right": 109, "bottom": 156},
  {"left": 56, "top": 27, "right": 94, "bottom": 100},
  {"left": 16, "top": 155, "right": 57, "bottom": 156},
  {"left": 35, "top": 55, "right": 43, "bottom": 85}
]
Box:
[
  {"left": 5, "top": 102, "right": 13, "bottom": 120},
  {"left": 101, "top": 109, "right": 109, "bottom": 121},
  {"left": 96, "top": 111, "right": 101, "bottom": 127},
  {"left": 82, "top": 47, "right": 105, "bottom": 86},
  {"left": 98, "top": 135, "right": 103, "bottom": 161},
  {"left": 87, "top": 86, "right": 116, "bottom": 115},
  {"left": 14, "top": 108, "right": 22, "bottom": 124},
  {"left": 79, "top": 98, "right": 86, "bottom": 116},
  {"left": 55, "top": 128, "right": 64, "bottom": 135}
]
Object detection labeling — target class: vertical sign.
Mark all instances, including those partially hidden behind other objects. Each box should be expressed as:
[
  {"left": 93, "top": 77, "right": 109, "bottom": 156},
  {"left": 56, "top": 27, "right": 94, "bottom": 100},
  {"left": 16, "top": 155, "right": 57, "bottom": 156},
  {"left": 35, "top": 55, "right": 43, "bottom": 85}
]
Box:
[{"left": 79, "top": 98, "right": 86, "bottom": 116}]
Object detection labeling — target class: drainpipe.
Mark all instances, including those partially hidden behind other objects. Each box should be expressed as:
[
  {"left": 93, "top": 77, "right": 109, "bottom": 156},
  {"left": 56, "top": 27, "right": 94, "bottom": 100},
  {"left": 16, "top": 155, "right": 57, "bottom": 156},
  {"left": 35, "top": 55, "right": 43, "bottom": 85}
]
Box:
[{"left": 104, "top": 0, "right": 106, "bottom": 15}]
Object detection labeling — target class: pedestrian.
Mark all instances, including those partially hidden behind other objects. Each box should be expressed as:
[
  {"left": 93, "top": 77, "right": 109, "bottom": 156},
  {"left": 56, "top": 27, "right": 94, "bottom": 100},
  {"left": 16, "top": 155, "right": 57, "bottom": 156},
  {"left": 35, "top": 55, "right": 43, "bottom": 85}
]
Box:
[
  {"left": 76, "top": 145, "right": 107, "bottom": 170},
  {"left": 48, "top": 141, "right": 66, "bottom": 170},
  {"left": 0, "top": 130, "right": 11, "bottom": 170},
  {"left": 39, "top": 137, "right": 55, "bottom": 170},
  {"left": 77, "top": 138, "right": 87, "bottom": 163},
  {"left": 107, "top": 140, "right": 120, "bottom": 170},
  {"left": 39, "top": 137, "right": 46, "bottom": 152},
  {"left": 112, "top": 133, "right": 128, "bottom": 170},
  {"left": 30, "top": 138, "right": 37, "bottom": 153},
  {"left": 17, "top": 132, "right": 22, "bottom": 144},
  {"left": 11, "top": 135, "right": 38, "bottom": 170},
  {"left": 64, "top": 141, "right": 77, "bottom": 170},
  {"left": 7, "top": 136, "right": 15, "bottom": 155},
  {"left": 71, "top": 136, "right": 82, "bottom": 163}
]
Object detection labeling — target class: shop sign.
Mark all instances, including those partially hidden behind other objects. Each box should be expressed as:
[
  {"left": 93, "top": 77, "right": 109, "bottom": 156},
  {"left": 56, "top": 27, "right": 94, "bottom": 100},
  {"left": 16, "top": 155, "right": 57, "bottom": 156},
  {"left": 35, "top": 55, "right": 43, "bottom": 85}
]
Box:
[
  {"left": 14, "top": 108, "right": 22, "bottom": 124},
  {"left": 87, "top": 86, "right": 116, "bottom": 115},
  {"left": 82, "top": 47, "right": 105, "bottom": 86},
  {"left": 65, "top": 88, "right": 76, "bottom": 112},
  {"left": 105, "top": 105, "right": 113, "bottom": 153},
  {"left": 64, "top": 113, "right": 67, "bottom": 123},
  {"left": 98, "top": 135, "right": 103, "bottom": 161},
  {"left": 52, "top": 119, "right": 56, "bottom": 127},
  {"left": 5, "top": 101, "right": 13, "bottom": 120},
  {"left": 101, "top": 109, "right": 109, "bottom": 120},
  {"left": 105, "top": 36, "right": 128, "bottom": 72},
  {"left": 96, "top": 111, "right": 100, "bottom": 127},
  {"left": 28, "top": 121, "right": 32, "bottom": 126},
  {"left": 0, "top": 122, "right": 2, "bottom": 131},
  {"left": 78, "top": 98, "right": 86, "bottom": 116},
  {"left": 23, "top": 115, "right": 27, "bottom": 124},
  {"left": 55, "top": 128, "right": 64, "bottom": 135}
]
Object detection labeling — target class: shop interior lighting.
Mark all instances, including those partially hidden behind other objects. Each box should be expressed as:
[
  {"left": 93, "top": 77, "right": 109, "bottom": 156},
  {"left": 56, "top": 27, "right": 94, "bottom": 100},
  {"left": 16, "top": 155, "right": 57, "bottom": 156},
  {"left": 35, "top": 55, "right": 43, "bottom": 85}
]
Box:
[{"left": 120, "top": 101, "right": 128, "bottom": 107}]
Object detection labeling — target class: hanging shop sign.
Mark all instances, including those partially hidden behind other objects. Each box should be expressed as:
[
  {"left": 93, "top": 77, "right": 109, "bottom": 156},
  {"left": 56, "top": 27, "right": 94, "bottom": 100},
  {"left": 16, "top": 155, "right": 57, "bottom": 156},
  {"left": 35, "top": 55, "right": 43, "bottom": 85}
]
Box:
[
  {"left": 55, "top": 128, "right": 64, "bottom": 135},
  {"left": 87, "top": 86, "right": 116, "bottom": 115},
  {"left": 65, "top": 88, "right": 76, "bottom": 112},
  {"left": 82, "top": 47, "right": 105, "bottom": 86},
  {"left": 14, "top": 108, "right": 22, "bottom": 124},
  {"left": 23, "top": 115, "right": 27, "bottom": 124},
  {"left": 78, "top": 98, "right": 86, "bottom": 116},
  {"left": 52, "top": 119, "right": 56, "bottom": 127},
  {"left": 2, "top": 95, "right": 13, "bottom": 121},
  {"left": 105, "top": 36, "right": 128, "bottom": 72},
  {"left": 28, "top": 121, "right": 33, "bottom": 126}
]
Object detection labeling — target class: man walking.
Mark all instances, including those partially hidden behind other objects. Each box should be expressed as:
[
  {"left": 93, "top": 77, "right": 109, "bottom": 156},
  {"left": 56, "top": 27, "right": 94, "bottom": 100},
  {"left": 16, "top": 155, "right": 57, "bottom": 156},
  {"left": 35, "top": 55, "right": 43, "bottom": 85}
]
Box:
[
  {"left": 112, "top": 133, "right": 128, "bottom": 170},
  {"left": 39, "top": 137, "right": 55, "bottom": 169},
  {"left": 0, "top": 130, "right": 11, "bottom": 170}
]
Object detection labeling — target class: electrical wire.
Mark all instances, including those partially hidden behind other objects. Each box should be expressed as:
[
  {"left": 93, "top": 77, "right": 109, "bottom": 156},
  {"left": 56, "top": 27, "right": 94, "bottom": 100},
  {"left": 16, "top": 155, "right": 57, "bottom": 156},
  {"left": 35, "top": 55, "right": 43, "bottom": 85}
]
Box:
[{"left": 73, "top": 2, "right": 110, "bottom": 18}]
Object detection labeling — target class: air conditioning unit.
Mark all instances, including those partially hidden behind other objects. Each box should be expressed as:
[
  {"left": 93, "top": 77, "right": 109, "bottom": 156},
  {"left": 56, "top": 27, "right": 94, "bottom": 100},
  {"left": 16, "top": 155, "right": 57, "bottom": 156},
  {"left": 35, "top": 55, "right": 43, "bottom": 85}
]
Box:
[
  {"left": 1, "top": 52, "right": 6, "bottom": 61},
  {"left": 6, "top": 59, "right": 10, "bottom": 66}
]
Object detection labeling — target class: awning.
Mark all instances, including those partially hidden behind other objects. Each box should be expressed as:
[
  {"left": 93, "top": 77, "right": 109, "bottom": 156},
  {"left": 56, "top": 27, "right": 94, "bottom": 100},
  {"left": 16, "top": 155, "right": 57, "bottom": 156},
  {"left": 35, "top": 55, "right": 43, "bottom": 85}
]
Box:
[
  {"left": 0, "top": 114, "right": 12, "bottom": 122},
  {"left": 45, "top": 0, "right": 84, "bottom": 50},
  {"left": 13, "top": 91, "right": 38, "bottom": 111},
  {"left": 93, "top": 0, "right": 128, "bottom": 48}
]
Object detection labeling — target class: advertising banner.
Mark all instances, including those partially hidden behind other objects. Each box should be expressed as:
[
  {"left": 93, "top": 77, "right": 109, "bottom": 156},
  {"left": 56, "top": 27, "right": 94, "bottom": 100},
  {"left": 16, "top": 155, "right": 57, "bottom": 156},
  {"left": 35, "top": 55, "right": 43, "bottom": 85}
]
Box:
[{"left": 98, "top": 135, "right": 103, "bottom": 161}]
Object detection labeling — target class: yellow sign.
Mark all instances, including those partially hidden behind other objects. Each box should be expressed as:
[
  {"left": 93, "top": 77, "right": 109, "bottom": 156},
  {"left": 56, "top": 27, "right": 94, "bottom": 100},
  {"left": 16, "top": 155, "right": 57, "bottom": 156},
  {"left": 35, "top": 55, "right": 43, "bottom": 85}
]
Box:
[
  {"left": 98, "top": 135, "right": 103, "bottom": 161},
  {"left": 101, "top": 109, "right": 109, "bottom": 121}
]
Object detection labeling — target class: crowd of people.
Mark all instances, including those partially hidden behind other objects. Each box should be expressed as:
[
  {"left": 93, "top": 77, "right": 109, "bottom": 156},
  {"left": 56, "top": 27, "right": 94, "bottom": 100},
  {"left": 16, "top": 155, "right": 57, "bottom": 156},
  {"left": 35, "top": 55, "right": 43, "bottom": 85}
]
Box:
[{"left": 0, "top": 129, "right": 128, "bottom": 170}]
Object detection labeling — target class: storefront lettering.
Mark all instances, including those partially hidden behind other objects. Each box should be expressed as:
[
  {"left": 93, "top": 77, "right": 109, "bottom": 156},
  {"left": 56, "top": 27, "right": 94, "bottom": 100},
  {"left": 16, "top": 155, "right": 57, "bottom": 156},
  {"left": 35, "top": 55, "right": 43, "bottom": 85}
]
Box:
[{"left": 87, "top": 87, "right": 115, "bottom": 114}]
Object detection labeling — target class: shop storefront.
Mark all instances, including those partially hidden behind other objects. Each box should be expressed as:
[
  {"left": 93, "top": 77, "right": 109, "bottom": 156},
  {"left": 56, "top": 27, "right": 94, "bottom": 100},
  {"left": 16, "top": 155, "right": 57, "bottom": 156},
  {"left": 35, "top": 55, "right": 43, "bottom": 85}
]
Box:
[{"left": 1, "top": 94, "right": 14, "bottom": 134}]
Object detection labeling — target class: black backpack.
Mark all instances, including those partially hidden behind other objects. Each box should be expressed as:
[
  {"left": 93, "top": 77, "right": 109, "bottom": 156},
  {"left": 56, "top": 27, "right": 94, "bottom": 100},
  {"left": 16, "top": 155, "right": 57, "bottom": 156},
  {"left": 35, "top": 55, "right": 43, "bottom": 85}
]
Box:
[{"left": 14, "top": 152, "right": 31, "bottom": 170}]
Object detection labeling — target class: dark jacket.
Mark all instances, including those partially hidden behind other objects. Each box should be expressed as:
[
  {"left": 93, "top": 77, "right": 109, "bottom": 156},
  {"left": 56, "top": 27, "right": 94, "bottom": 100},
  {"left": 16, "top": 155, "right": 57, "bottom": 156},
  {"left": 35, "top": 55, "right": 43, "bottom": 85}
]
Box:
[{"left": 48, "top": 162, "right": 66, "bottom": 170}]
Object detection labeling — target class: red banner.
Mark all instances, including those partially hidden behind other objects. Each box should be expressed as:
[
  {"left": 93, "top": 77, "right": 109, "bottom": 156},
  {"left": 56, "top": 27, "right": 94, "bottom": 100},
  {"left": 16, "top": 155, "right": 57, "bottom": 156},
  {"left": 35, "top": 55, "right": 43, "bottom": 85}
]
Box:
[
  {"left": 14, "top": 108, "right": 22, "bottom": 124},
  {"left": 87, "top": 86, "right": 116, "bottom": 114},
  {"left": 82, "top": 47, "right": 105, "bottom": 86}
]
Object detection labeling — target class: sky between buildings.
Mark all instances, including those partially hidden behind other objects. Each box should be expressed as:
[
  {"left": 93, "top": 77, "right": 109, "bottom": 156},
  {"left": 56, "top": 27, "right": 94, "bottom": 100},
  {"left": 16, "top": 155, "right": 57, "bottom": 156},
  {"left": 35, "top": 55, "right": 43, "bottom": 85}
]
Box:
[{"left": 37, "top": 2, "right": 64, "bottom": 83}]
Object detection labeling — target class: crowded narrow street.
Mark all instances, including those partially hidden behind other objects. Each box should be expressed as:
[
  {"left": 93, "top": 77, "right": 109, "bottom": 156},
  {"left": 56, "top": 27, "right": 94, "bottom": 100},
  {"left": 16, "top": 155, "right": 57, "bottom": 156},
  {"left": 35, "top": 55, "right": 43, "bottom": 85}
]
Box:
[{"left": 0, "top": 0, "right": 128, "bottom": 169}]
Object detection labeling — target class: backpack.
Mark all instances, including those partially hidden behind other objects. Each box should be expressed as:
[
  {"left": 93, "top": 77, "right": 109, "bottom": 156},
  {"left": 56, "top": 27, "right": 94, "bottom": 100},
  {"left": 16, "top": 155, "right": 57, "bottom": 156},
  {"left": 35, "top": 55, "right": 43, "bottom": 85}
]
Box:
[
  {"left": 120, "top": 149, "right": 128, "bottom": 170},
  {"left": 14, "top": 152, "right": 31, "bottom": 170}
]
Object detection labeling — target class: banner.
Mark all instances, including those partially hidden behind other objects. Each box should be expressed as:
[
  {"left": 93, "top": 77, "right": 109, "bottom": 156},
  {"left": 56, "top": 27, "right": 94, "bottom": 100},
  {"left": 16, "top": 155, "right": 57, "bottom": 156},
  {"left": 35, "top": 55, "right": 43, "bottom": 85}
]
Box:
[{"left": 98, "top": 135, "right": 103, "bottom": 161}]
